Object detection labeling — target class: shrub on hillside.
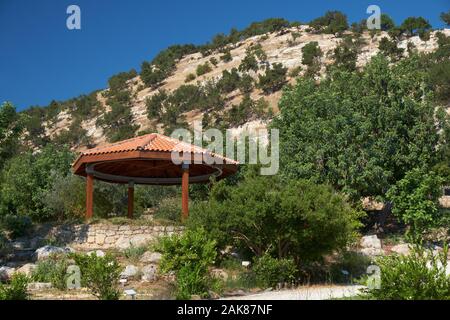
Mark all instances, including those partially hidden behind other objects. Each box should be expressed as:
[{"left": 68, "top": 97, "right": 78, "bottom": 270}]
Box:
[
  {"left": 0, "top": 144, "right": 74, "bottom": 221},
  {"left": 366, "top": 245, "right": 450, "bottom": 300},
  {"left": 387, "top": 168, "right": 444, "bottom": 239},
  {"left": 32, "top": 255, "right": 71, "bottom": 290},
  {"left": 71, "top": 252, "right": 121, "bottom": 300},
  {"left": 146, "top": 90, "right": 168, "bottom": 120},
  {"left": 157, "top": 228, "right": 218, "bottom": 299},
  {"left": 400, "top": 16, "right": 431, "bottom": 37},
  {"left": 0, "top": 273, "right": 29, "bottom": 300},
  {"left": 0, "top": 214, "right": 32, "bottom": 238},
  {"left": 253, "top": 253, "right": 297, "bottom": 288},
  {"left": 310, "top": 11, "right": 348, "bottom": 34},
  {"left": 196, "top": 62, "right": 212, "bottom": 76},
  {"left": 257, "top": 63, "right": 287, "bottom": 94},
  {"left": 378, "top": 37, "right": 404, "bottom": 61},
  {"left": 188, "top": 176, "right": 363, "bottom": 262}
]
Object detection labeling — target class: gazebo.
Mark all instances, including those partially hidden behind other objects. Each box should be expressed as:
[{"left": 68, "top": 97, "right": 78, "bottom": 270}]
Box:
[{"left": 72, "top": 133, "right": 238, "bottom": 220}]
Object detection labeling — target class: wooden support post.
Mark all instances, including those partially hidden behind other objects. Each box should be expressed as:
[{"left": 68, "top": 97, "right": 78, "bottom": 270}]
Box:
[
  {"left": 86, "top": 173, "right": 94, "bottom": 220},
  {"left": 128, "top": 181, "right": 134, "bottom": 219},
  {"left": 181, "top": 163, "right": 189, "bottom": 220}
]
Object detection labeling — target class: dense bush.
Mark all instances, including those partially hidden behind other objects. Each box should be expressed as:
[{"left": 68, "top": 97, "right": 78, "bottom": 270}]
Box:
[
  {"left": 310, "top": 11, "right": 348, "bottom": 34},
  {"left": 153, "top": 197, "right": 182, "bottom": 222},
  {"left": 32, "top": 255, "right": 71, "bottom": 290},
  {"left": 146, "top": 90, "right": 168, "bottom": 119},
  {"left": 332, "top": 36, "right": 360, "bottom": 71},
  {"left": 220, "top": 50, "right": 232, "bottom": 62},
  {"left": 273, "top": 55, "right": 449, "bottom": 201},
  {"left": 442, "top": 10, "right": 450, "bottom": 26},
  {"left": 196, "top": 62, "right": 212, "bottom": 76},
  {"left": 184, "top": 73, "right": 196, "bottom": 83},
  {"left": 0, "top": 214, "right": 32, "bottom": 238},
  {"left": 97, "top": 90, "right": 138, "bottom": 142},
  {"left": 378, "top": 37, "right": 404, "bottom": 61},
  {"left": 257, "top": 63, "right": 287, "bottom": 94},
  {"left": 366, "top": 245, "right": 450, "bottom": 300},
  {"left": 71, "top": 252, "right": 121, "bottom": 300},
  {"left": 0, "top": 273, "right": 29, "bottom": 300},
  {"left": 157, "top": 228, "right": 217, "bottom": 299},
  {"left": 302, "top": 41, "right": 322, "bottom": 66},
  {"left": 188, "top": 176, "right": 362, "bottom": 262},
  {"left": 108, "top": 69, "right": 137, "bottom": 93},
  {"left": 253, "top": 253, "right": 297, "bottom": 288},
  {"left": 0, "top": 102, "right": 23, "bottom": 169},
  {"left": 400, "top": 16, "right": 431, "bottom": 37},
  {"left": 0, "top": 144, "right": 74, "bottom": 221},
  {"left": 387, "top": 168, "right": 444, "bottom": 238}
]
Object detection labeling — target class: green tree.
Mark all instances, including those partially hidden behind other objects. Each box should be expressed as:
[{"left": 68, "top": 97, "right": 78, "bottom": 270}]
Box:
[
  {"left": 0, "top": 144, "right": 74, "bottom": 221},
  {"left": 441, "top": 10, "right": 450, "bottom": 26},
  {"left": 0, "top": 102, "right": 23, "bottom": 169},
  {"left": 378, "top": 37, "right": 404, "bottom": 61},
  {"left": 380, "top": 14, "right": 395, "bottom": 31},
  {"left": 257, "top": 63, "right": 287, "bottom": 94},
  {"left": 273, "top": 55, "right": 447, "bottom": 201},
  {"left": 188, "top": 176, "right": 362, "bottom": 262},
  {"left": 400, "top": 17, "right": 431, "bottom": 36},
  {"left": 310, "top": 11, "right": 348, "bottom": 34},
  {"left": 387, "top": 168, "right": 443, "bottom": 238}
]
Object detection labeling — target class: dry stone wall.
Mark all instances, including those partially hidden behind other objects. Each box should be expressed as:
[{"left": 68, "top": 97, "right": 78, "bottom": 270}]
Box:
[{"left": 31, "top": 224, "right": 183, "bottom": 250}]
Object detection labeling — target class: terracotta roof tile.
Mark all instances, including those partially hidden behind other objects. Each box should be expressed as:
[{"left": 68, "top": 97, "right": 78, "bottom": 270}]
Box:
[{"left": 79, "top": 133, "right": 238, "bottom": 164}]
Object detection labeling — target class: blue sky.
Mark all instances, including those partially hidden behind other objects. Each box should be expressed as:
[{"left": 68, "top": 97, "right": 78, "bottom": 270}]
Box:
[{"left": 0, "top": 0, "right": 448, "bottom": 111}]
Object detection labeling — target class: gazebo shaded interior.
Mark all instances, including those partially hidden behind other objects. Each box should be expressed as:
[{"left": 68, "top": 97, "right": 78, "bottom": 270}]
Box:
[{"left": 72, "top": 133, "right": 238, "bottom": 219}]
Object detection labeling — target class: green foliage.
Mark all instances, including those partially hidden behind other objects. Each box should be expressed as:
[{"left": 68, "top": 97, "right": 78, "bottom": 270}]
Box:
[
  {"left": 330, "top": 251, "right": 372, "bottom": 283},
  {"left": 108, "top": 69, "right": 137, "bottom": 93},
  {"left": 53, "top": 118, "right": 92, "bottom": 148},
  {"left": 32, "top": 255, "right": 70, "bottom": 290},
  {"left": 196, "top": 62, "right": 212, "bottom": 76},
  {"left": 380, "top": 14, "right": 396, "bottom": 31},
  {"left": 387, "top": 168, "right": 444, "bottom": 238},
  {"left": 239, "top": 53, "right": 259, "bottom": 72},
  {"left": 400, "top": 16, "right": 431, "bottom": 37},
  {"left": 332, "top": 36, "right": 359, "bottom": 71},
  {"left": 257, "top": 63, "right": 287, "bottom": 94},
  {"left": 220, "top": 50, "right": 232, "bottom": 62},
  {"left": 154, "top": 197, "right": 182, "bottom": 222},
  {"left": 157, "top": 228, "right": 217, "bottom": 299},
  {"left": 441, "top": 10, "right": 450, "bottom": 26},
  {"left": 273, "top": 55, "right": 447, "bottom": 201},
  {"left": 0, "top": 102, "right": 23, "bottom": 169},
  {"left": 97, "top": 90, "right": 138, "bottom": 142},
  {"left": 310, "top": 11, "right": 348, "bottom": 34},
  {"left": 22, "top": 106, "right": 49, "bottom": 147},
  {"left": 71, "top": 252, "right": 121, "bottom": 300},
  {"left": 68, "top": 92, "right": 100, "bottom": 120},
  {"left": 302, "top": 41, "right": 322, "bottom": 66},
  {"left": 218, "top": 68, "right": 241, "bottom": 93},
  {"left": 146, "top": 90, "right": 168, "bottom": 119},
  {"left": 140, "top": 44, "right": 197, "bottom": 88},
  {"left": 184, "top": 73, "right": 196, "bottom": 83},
  {"left": 0, "top": 273, "right": 29, "bottom": 300},
  {"left": 366, "top": 245, "right": 450, "bottom": 300},
  {"left": 0, "top": 214, "right": 32, "bottom": 238},
  {"left": 378, "top": 37, "right": 404, "bottom": 61},
  {"left": 209, "top": 57, "right": 218, "bottom": 66},
  {"left": 253, "top": 253, "right": 297, "bottom": 288},
  {"left": 124, "top": 244, "right": 147, "bottom": 262},
  {"left": 301, "top": 42, "right": 323, "bottom": 77},
  {"left": 188, "top": 176, "right": 362, "bottom": 262},
  {"left": 0, "top": 144, "right": 74, "bottom": 221}
]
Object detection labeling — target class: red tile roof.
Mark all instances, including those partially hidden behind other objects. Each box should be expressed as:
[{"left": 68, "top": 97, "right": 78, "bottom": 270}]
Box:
[{"left": 78, "top": 133, "right": 238, "bottom": 164}]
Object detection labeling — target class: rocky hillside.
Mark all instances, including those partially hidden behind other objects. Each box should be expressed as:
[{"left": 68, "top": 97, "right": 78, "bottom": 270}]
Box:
[{"left": 38, "top": 25, "right": 450, "bottom": 152}]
